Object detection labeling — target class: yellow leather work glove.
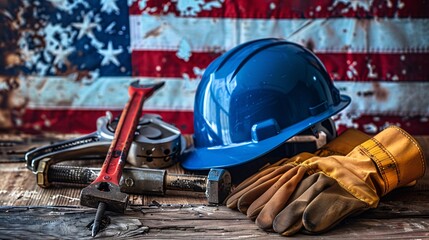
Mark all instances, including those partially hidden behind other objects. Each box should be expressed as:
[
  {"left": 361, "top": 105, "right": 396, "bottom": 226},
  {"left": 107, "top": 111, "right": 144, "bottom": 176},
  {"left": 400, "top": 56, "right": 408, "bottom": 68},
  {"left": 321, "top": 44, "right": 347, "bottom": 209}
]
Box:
[
  {"left": 225, "top": 129, "right": 370, "bottom": 215},
  {"left": 257, "top": 126, "right": 426, "bottom": 235}
]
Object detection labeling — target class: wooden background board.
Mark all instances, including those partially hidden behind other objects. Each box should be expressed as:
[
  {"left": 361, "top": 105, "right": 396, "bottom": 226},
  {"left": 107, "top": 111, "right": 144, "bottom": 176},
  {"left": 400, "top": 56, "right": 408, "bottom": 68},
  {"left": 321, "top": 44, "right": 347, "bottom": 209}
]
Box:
[{"left": 0, "top": 135, "right": 428, "bottom": 238}]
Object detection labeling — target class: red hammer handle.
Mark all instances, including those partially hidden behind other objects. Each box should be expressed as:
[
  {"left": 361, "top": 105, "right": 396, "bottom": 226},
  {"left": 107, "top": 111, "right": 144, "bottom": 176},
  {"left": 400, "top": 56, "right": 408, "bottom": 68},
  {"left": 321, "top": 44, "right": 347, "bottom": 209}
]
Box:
[
  {"left": 93, "top": 92, "right": 143, "bottom": 185},
  {"left": 93, "top": 81, "right": 165, "bottom": 186},
  {"left": 80, "top": 81, "right": 165, "bottom": 214},
  {"left": 80, "top": 81, "right": 165, "bottom": 236}
]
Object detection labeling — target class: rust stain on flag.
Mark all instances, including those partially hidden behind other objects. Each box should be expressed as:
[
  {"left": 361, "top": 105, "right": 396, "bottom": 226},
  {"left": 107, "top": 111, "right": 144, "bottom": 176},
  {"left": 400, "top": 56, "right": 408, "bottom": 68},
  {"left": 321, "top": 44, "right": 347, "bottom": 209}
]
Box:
[
  {"left": 357, "top": 82, "right": 389, "bottom": 102},
  {"left": 372, "top": 82, "right": 389, "bottom": 102}
]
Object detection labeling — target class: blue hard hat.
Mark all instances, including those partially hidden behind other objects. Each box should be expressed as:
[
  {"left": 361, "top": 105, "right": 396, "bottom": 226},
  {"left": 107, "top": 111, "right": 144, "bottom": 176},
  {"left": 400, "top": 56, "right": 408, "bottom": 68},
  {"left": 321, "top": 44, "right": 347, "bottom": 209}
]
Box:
[{"left": 181, "top": 38, "right": 351, "bottom": 170}]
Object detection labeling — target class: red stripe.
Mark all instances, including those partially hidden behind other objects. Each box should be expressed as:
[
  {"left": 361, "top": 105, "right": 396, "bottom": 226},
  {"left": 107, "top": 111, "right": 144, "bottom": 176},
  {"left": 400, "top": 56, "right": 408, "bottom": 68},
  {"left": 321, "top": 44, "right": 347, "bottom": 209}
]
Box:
[
  {"left": 19, "top": 110, "right": 428, "bottom": 136},
  {"left": 131, "top": 51, "right": 221, "bottom": 78},
  {"left": 130, "top": 0, "right": 429, "bottom": 18},
  {"left": 19, "top": 109, "right": 195, "bottom": 135},
  {"left": 336, "top": 115, "right": 429, "bottom": 136},
  {"left": 317, "top": 52, "right": 429, "bottom": 81},
  {"left": 132, "top": 50, "right": 429, "bottom": 81}
]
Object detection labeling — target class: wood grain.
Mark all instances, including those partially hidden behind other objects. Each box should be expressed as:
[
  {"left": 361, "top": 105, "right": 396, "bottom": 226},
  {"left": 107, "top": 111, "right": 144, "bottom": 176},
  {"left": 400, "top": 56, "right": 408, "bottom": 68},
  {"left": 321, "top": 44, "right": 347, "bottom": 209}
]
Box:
[
  {"left": 0, "top": 134, "right": 428, "bottom": 238},
  {"left": 0, "top": 205, "right": 429, "bottom": 239}
]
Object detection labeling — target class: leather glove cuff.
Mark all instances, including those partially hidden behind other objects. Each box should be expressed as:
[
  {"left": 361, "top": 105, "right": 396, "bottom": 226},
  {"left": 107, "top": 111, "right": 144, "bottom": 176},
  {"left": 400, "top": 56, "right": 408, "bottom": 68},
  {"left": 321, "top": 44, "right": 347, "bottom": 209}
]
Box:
[
  {"left": 299, "top": 126, "right": 426, "bottom": 207},
  {"left": 359, "top": 126, "right": 426, "bottom": 195}
]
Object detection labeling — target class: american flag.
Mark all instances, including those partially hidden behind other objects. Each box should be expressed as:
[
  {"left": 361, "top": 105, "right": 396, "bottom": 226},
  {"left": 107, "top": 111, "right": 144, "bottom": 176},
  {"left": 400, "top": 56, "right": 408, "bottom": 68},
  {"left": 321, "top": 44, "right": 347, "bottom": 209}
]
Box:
[{"left": 1, "top": 0, "right": 428, "bottom": 136}]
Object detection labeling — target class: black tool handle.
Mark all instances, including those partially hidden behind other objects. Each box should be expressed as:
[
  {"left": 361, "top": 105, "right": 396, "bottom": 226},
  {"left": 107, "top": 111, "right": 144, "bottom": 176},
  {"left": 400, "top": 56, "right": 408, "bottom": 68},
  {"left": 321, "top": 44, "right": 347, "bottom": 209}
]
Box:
[
  {"left": 45, "top": 165, "right": 209, "bottom": 196},
  {"left": 48, "top": 165, "right": 98, "bottom": 185}
]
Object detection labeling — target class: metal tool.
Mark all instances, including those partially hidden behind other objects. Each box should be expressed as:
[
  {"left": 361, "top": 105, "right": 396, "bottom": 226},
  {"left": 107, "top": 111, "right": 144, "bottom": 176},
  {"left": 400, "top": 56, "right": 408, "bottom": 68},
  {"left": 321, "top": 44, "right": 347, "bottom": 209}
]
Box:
[
  {"left": 35, "top": 159, "right": 231, "bottom": 204},
  {"left": 80, "top": 80, "right": 165, "bottom": 237},
  {"left": 1, "top": 137, "right": 52, "bottom": 162},
  {"left": 25, "top": 113, "right": 185, "bottom": 172}
]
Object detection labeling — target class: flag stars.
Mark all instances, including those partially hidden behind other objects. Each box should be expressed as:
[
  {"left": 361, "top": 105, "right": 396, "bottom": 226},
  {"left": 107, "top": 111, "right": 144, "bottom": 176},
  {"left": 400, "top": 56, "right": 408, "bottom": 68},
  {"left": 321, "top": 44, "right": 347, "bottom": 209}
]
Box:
[
  {"left": 98, "top": 41, "right": 123, "bottom": 66},
  {"left": 50, "top": 45, "right": 75, "bottom": 66},
  {"left": 72, "top": 14, "right": 98, "bottom": 40},
  {"left": 101, "top": 0, "right": 120, "bottom": 14}
]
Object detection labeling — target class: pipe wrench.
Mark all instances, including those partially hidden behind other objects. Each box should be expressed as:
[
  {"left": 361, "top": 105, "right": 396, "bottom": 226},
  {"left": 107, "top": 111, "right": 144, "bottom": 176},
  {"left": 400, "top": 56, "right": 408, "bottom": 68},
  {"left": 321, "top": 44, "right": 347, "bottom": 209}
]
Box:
[{"left": 25, "top": 113, "right": 185, "bottom": 172}]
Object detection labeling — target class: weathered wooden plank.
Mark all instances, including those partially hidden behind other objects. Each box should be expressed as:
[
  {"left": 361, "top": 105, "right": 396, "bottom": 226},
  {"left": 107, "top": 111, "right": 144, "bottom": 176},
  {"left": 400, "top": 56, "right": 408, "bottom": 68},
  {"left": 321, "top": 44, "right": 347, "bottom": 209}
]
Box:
[
  {"left": 0, "top": 206, "right": 147, "bottom": 239},
  {"left": 0, "top": 135, "right": 428, "bottom": 239},
  {"left": 0, "top": 205, "right": 429, "bottom": 239},
  {"left": 0, "top": 135, "right": 428, "bottom": 207}
]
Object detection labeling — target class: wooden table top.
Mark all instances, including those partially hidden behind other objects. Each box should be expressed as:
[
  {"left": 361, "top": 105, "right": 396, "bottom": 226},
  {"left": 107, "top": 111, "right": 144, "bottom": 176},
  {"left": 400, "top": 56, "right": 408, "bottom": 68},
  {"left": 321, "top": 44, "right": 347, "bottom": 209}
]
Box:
[{"left": 0, "top": 134, "right": 428, "bottom": 239}]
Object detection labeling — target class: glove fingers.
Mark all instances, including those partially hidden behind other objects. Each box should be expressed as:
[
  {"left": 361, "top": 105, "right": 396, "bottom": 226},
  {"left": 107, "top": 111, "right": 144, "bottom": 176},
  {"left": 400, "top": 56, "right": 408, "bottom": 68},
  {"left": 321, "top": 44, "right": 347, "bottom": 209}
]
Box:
[
  {"left": 280, "top": 220, "right": 303, "bottom": 236},
  {"left": 285, "top": 170, "right": 322, "bottom": 203},
  {"left": 226, "top": 164, "right": 294, "bottom": 210},
  {"left": 272, "top": 173, "right": 336, "bottom": 235},
  {"left": 255, "top": 166, "right": 307, "bottom": 230},
  {"left": 302, "top": 182, "right": 367, "bottom": 234},
  {"left": 226, "top": 167, "right": 277, "bottom": 208},
  {"left": 226, "top": 152, "right": 319, "bottom": 210},
  {"left": 237, "top": 175, "right": 281, "bottom": 214},
  {"left": 246, "top": 166, "right": 300, "bottom": 219}
]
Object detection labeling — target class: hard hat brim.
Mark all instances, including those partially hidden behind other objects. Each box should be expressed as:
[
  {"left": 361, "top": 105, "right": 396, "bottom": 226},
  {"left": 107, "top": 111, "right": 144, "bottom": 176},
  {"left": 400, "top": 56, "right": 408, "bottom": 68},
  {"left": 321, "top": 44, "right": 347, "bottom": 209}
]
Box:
[{"left": 181, "top": 95, "right": 351, "bottom": 170}]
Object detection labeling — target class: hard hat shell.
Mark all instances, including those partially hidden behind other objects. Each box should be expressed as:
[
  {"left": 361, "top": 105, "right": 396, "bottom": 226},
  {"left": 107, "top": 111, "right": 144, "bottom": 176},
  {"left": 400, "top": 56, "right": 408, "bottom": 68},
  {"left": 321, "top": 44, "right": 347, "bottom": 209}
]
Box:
[{"left": 181, "top": 38, "right": 351, "bottom": 170}]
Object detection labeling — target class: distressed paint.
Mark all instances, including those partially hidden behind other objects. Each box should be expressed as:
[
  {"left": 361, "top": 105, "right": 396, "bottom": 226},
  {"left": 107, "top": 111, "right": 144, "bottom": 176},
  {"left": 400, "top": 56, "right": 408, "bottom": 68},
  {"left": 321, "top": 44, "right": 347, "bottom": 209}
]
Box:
[
  {"left": 130, "top": 0, "right": 427, "bottom": 18},
  {"left": 11, "top": 76, "right": 429, "bottom": 134},
  {"left": 173, "top": 0, "right": 223, "bottom": 16},
  {"left": 20, "top": 77, "right": 195, "bottom": 110},
  {"left": 17, "top": 78, "right": 429, "bottom": 116},
  {"left": 333, "top": 0, "right": 375, "bottom": 12},
  {"left": 336, "top": 81, "right": 429, "bottom": 116},
  {"left": 130, "top": 16, "right": 429, "bottom": 53},
  {"left": 1, "top": 0, "right": 428, "bottom": 136}
]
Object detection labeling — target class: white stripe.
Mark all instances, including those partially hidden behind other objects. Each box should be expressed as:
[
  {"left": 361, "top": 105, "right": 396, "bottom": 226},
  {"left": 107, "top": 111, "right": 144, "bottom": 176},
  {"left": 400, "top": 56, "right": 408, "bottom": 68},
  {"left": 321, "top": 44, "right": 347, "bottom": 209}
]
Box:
[
  {"left": 130, "top": 16, "right": 429, "bottom": 53},
  {"left": 336, "top": 81, "right": 429, "bottom": 116},
  {"left": 22, "top": 77, "right": 429, "bottom": 116},
  {"left": 21, "top": 76, "right": 197, "bottom": 110}
]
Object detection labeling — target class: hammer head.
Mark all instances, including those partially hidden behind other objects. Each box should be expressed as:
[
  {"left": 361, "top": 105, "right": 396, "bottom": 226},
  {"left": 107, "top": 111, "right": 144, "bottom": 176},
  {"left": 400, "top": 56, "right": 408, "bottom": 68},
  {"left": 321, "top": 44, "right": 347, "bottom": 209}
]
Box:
[
  {"left": 206, "top": 169, "right": 231, "bottom": 204},
  {"left": 80, "top": 182, "right": 129, "bottom": 213}
]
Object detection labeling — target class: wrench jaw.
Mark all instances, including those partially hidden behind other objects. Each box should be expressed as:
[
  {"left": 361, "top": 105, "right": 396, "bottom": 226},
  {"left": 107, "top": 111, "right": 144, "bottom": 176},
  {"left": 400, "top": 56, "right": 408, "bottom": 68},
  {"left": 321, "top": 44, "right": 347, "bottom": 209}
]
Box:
[
  {"left": 25, "top": 116, "right": 116, "bottom": 173},
  {"left": 80, "top": 182, "right": 129, "bottom": 213},
  {"left": 128, "top": 115, "right": 185, "bottom": 169},
  {"left": 25, "top": 135, "right": 111, "bottom": 173},
  {"left": 26, "top": 113, "right": 184, "bottom": 173}
]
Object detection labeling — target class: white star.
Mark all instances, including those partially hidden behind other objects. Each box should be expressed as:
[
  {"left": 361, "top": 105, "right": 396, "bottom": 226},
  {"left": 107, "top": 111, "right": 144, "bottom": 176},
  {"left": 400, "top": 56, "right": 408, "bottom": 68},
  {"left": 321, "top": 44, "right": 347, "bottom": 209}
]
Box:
[
  {"left": 101, "top": 0, "right": 120, "bottom": 14},
  {"left": 72, "top": 14, "right": 98, "bottom": 39},
  {"left": 49, "top": 45, "right": 75, "bottom": 66},
  {"left": 98, "top": 41, "right": 123, "bottom": 66}
]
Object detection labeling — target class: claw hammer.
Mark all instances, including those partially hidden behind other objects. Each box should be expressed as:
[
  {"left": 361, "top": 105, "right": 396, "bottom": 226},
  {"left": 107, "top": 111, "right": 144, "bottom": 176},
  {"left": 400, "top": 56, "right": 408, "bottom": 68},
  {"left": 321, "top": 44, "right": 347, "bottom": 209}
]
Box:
[{"left": 80, "top": 80, "right": 164, "bottom": 237}]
